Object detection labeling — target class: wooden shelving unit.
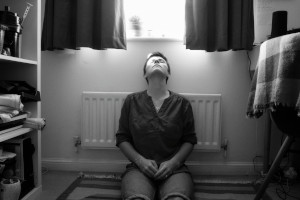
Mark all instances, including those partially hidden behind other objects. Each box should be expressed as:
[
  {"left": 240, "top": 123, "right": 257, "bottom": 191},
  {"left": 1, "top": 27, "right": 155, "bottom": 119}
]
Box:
[
  {"left": 0, "top": 55, "right": 37, "bottom": 65},
  {"left": 0, "top": 128, "right": 33, "bottom": 143},
  {"left": 0, "top": 0, "right": 42, "bottom": 199}
]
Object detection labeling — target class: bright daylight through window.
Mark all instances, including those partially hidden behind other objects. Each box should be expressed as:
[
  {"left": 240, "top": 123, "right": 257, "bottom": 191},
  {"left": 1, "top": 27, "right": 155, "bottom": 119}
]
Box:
[{"left": 124, "top": 0, "right": 185, "bottom": 40}]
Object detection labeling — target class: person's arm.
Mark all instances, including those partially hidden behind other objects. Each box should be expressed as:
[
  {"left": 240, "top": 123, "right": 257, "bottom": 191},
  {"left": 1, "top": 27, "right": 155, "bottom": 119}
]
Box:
[
  {"left": 119, "top": 141, "right": 158, "bottom": 178},
  {"left": 154, "top": 142, "right": 193, "bottom": 180},
  {"left": 170, "top": 142, "right": 194, "bottom": 166}
]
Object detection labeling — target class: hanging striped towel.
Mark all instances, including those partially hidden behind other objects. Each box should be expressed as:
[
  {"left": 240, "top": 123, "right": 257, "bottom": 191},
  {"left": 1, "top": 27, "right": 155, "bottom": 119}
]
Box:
[{"left": 247, "top": 32, "right": 300, "bottom": 118}]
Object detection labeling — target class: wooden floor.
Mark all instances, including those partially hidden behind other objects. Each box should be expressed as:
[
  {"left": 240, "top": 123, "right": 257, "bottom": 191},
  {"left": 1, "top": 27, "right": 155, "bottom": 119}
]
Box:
[
  {"left": 38, "top": 169, "right": 300, "bottom": 200},
  {"left": 38, "top": 170, "right": 78, "bottom": 200}
]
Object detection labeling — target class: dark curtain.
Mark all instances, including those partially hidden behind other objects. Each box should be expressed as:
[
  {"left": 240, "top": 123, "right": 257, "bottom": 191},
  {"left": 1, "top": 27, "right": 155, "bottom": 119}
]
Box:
[
  {"left": 185, "top": 0, "right": 254, "bottom": 52},
  {"left": 42, "top": 0, "right": 126, "bottom": 50}
]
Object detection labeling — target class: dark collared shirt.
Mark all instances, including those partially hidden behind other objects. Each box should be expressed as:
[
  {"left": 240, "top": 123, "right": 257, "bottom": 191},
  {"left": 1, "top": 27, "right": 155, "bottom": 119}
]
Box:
[{"left": 116, "top": 90, "right": 197, "bottom": 165}]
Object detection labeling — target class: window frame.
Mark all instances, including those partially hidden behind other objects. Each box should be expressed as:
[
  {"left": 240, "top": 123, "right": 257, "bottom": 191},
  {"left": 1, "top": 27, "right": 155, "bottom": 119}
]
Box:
[{"left": 124, "top": 0, "right": 185, "bottom": 41}]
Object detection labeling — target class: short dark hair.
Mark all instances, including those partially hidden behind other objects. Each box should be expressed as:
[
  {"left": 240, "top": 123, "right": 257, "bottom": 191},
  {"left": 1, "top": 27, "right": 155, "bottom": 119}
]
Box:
[{"left": 143, "top": 52, "right": 171, "bottom": 83}]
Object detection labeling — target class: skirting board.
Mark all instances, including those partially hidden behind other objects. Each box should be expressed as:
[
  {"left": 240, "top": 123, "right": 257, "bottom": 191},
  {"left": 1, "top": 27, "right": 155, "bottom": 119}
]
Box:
[{"left": 42, "top": 159, "right": 263, "bottom": 176}]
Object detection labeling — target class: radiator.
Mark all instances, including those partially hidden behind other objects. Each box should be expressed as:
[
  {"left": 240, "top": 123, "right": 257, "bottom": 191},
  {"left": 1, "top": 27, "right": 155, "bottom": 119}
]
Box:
[{"left": 81, "top": 92, "right": 222, "bottom": 151}]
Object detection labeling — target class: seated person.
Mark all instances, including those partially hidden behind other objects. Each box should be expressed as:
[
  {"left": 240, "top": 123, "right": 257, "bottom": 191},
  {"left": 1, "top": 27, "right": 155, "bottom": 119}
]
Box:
[{"left": 116, "top": 52, "right": 197, "bottom": 200}]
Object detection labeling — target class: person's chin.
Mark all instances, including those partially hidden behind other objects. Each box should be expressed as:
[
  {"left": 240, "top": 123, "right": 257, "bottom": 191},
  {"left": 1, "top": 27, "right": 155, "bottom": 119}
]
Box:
[
  {"left": 148, "top": 71, "right": 168, "bottom": 79},
  {"left": 152, "top": 68, "right": 168, "bottom": 76}
]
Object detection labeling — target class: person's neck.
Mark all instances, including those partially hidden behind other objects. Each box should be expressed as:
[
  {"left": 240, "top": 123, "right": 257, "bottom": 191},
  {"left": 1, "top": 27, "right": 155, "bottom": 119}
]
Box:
[{"left": 147, "top": 76, "right": 169, "bottom": 100}]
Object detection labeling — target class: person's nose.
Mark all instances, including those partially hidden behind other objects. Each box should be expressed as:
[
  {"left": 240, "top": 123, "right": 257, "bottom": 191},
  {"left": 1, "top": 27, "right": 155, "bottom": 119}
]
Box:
[{"left": 154, "top": 59, "right": 159, "bottom": 64}]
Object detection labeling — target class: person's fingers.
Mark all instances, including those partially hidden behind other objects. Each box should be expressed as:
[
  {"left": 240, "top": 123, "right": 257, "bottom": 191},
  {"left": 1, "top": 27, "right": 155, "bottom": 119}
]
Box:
[
  {"left": 150, "top": 161, "right": 159, "bottom": 174},
  {"left": 151, "top": 160, "right": 158, "bottom": 170},
  {"left": 148, "top": 165, "right": 157, "bottom": 176},
  {"left": 154, "top": 164, "right": 168, "bottom": 180},
  {"left": 143, "top": 160, "right": 158, "bottom": 177}
]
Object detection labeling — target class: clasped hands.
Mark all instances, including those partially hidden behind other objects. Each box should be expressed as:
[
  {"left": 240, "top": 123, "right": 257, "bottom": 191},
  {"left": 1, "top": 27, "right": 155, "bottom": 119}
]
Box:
[{"left": 135, "top": 156, "right": 179, "bottom": 180}]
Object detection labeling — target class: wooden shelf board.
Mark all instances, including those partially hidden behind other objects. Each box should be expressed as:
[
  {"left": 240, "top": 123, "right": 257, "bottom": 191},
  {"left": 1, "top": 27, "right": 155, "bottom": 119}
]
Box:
[
  {"left": 0, "top": 55, "right": 37, "bottom": 65},
  {"left": 0, "top": 127, "right": 33, "bottom": 142}
]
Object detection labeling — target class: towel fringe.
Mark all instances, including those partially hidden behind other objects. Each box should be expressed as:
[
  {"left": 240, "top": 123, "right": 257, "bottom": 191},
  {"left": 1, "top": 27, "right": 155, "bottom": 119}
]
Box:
[
  {"left": 78, "top": 172, "right": 122, "bottom": 180},
  {"left": 247, "top": 102, "right": 300, "bottom": 118}
]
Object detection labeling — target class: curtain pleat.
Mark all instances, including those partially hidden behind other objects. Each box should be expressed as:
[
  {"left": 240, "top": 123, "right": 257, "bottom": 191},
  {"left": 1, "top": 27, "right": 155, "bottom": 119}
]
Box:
[
  {"left": 42, "top": 0, "right": 126, "bottom": 51},
  {"left": 185, "top": 0, "right": 254, "bottom": 52}
]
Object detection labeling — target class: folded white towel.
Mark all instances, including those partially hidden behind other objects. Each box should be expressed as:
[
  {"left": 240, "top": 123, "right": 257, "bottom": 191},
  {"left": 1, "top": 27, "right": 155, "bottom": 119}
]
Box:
[
  {"left": 0, "top": 94, "right": 24, "bottom": 110},
  {"left": 0, "top": 106, "right": 19, "bottom": 114},
  {"left": 23, "top": 118, "right": 46, "bottom": 130}
]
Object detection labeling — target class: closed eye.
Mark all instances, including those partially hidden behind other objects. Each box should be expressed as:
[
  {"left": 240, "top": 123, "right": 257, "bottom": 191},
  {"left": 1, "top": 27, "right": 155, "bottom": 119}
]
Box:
[
  {"left": 152, "top": 59, "right": 166, "bottom": 63},
  {"left": 149, "top": 57, "right": 167, "bottom": 64},
  {"left": 158, "top": 59, "right": 166, "bottom": 63}
]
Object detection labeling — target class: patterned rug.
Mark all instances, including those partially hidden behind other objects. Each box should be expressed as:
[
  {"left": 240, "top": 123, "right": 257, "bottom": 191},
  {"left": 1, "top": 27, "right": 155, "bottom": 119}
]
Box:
[{"left": 56, "top": 173, "right": 271, "bottom": 200}]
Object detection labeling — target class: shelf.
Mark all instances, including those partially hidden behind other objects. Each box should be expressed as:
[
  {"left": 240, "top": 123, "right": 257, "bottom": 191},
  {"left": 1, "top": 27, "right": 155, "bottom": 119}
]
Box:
[
  {"left": 0, "top": 55, "right": 37, "bottom": 65},
  {"left": 0, "top": 0, "right": 41, "bottom": 199},
  {"left": 0, "top": 127, "right": 33, "bottom": 142}
]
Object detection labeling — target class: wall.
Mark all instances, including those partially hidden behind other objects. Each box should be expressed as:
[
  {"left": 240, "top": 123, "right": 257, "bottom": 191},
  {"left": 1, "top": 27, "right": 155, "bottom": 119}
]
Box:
[
  {"left": 41, "top": 42, "right": 265, "bottom": 175},
  {"left": 40, "top": 0, "right": 300, "bottom": 175},
  {"left": 254, "top": 0, "right": 300, "bottom": 44}
]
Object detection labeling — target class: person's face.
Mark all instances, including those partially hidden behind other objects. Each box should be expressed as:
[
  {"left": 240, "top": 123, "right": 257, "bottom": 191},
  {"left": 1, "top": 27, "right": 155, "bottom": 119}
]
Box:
[{"left": 144, "top": 56, "right": 170, "bottom": 79}]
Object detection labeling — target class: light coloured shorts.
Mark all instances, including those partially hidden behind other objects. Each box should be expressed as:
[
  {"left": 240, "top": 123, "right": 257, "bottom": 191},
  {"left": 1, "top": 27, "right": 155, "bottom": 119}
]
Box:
[{"left": 121, "top": 165, "right": 194, "bottom": 200}]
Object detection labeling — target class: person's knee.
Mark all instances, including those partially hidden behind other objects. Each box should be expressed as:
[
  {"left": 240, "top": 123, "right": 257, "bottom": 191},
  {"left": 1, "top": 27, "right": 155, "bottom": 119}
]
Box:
[
  {"left": 162, "top": 193, "right": 191, "bottom": 200},
  {"left": 165, "top": 197, "right": 185, "bottom": 200},
  {"left": 124, "top": 194, "right": 152, "bottom": 200}
]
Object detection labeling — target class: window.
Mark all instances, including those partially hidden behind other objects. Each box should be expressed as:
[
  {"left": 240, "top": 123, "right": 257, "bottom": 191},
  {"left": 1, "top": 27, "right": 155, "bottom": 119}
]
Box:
[{"left": 124, "top": 0, "right": 185, "bottom": 40}]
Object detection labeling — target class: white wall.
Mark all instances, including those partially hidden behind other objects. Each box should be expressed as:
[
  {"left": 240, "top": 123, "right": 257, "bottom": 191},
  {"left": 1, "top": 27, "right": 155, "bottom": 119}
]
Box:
[
  {"left": 40, "top": 0, "right": 300, "bottom": 175},
  {"left": 41, "top": 42, "right": 265, "bottom": 175},
  {"left": 254, "top": 0, "right": 300, "bottom": 43}
]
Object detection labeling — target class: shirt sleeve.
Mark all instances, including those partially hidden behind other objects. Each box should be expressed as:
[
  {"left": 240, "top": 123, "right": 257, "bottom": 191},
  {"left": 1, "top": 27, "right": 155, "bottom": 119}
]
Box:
[
  {"left": 115, "top": 95, "right": 133, "bottom": 147},
  {"left": 182, "top": 101, "right": 198, "bottom": 145}
]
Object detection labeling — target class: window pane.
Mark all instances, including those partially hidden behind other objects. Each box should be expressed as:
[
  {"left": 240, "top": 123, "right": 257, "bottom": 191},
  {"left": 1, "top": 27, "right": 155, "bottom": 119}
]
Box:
[{"left": 124, "top": 0, "right": 185, "bottom": 39}]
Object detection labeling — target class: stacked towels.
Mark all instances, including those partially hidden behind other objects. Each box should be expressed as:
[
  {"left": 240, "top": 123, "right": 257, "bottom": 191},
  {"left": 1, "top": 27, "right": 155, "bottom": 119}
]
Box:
[
  {"left": 0, "top": 94, "right": 46, "bottom": 130},
  {"left": 0, "top": 94, "right": 24, "bottom": 123},
  {"left": 23, "top": 118, "right": 46, "bottom": 130}
]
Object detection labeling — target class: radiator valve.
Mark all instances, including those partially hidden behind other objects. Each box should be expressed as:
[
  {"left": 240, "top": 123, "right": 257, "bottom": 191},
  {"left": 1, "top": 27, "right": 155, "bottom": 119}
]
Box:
[
  {"left": 73, "top": 136, "right": 81, "bottom": 152},
  {"left": 221, "top": 138, "right": 228, "bottom": 158}
]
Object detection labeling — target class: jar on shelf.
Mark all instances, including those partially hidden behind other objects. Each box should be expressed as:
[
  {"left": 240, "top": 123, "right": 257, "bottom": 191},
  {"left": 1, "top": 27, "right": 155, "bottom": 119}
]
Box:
[
  {"left": 0, "top": 24, "right": 8, "bottom": 54},
  {"left": 0, "top": 178, "right": 21, "bottom": 200},
  {"left": 0, "top": 6, "right": 22, "bottom": 57}
]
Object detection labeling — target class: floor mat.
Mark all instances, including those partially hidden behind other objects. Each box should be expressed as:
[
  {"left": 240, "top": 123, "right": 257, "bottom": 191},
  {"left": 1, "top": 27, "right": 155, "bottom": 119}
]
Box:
[{"left": 56, "top": 173, "right": 271, "bottom": 200}]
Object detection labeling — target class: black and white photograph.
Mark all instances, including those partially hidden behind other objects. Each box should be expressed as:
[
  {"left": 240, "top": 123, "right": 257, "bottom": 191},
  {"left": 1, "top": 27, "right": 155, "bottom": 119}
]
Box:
[{"left": 0, "top": 0, "right": 300, "bottom": 199}]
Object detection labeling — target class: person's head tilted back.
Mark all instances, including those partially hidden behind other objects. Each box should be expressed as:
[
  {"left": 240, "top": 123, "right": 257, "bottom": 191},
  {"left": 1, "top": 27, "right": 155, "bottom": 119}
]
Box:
[{"left": 143, "top": 52, "right": 171, "bottom": 84}]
